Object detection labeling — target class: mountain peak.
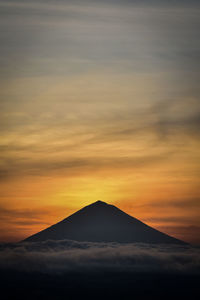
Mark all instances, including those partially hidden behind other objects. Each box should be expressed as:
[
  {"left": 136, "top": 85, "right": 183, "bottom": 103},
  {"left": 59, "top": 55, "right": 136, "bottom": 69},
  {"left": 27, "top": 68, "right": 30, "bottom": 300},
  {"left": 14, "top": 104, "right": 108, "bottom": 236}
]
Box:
[
  {"left": 24, "top": 200, "right": 186, "bottom": 245},
  {"left": 90, "top": 200, "right": 109, "bottom": 206}
]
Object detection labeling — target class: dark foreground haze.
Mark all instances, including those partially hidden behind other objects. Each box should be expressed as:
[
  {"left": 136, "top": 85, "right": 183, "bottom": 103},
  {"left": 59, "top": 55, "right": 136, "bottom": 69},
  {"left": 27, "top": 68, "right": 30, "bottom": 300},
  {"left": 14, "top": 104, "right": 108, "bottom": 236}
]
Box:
[{"left": 0, "top": 240, "right": 199, "bottom": 299}]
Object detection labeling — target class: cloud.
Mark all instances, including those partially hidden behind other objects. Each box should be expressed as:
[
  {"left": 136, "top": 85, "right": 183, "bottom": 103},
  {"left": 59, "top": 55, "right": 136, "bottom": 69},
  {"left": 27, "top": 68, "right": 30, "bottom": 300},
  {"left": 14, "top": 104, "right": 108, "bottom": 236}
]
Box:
[
  {"left": 135, "top": 197, "right": 200, "bottom": 210},
  {"left": 0, "top": 205, "right": 69, "bottom": 228},
  {"left": 1, "top": 0, "right": 200, "bottom": 79},
  {"left": 157, "top": 225, "right": 200, "bottom": 245},
  {"left": 0, "top": 240, "right": 199, "bottom": 275},
  {"left": 0, "top": 95, "right": 199, "bottom": 181},
  {"left": 0, "top": 152, "right": 173, "bottom": 181}
]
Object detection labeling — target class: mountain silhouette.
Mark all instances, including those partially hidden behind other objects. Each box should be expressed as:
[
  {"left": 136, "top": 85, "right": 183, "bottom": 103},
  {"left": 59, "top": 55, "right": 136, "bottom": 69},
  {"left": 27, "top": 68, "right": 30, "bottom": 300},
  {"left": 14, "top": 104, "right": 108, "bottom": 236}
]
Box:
[{"left": 24, "top": 200, "right": 186, "bottom": 244}]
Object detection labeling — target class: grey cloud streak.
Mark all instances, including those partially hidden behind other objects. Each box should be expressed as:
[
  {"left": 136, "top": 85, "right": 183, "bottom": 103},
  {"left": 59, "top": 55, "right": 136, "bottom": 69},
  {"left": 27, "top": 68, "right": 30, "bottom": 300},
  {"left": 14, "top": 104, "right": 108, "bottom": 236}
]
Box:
[
  {"left": 0, "top": 0, "right": 199, "bottom": 78},
  {"left": 0, "top": 153, "right": 173, "bottom": 181}
]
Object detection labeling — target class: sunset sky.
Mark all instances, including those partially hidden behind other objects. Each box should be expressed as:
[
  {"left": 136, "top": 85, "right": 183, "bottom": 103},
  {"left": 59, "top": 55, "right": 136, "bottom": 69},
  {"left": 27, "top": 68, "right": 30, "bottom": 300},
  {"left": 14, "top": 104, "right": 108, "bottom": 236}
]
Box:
[{"left": 0, "top": 0, "right": 200, "bottom": 244}]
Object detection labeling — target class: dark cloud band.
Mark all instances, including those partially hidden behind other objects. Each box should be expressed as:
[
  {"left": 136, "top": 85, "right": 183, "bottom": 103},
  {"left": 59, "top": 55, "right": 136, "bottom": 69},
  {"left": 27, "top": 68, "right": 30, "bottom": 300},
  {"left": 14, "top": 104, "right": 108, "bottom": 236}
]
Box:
[{"left": 0, "top": 240, "right": 199, "bottom": 274}]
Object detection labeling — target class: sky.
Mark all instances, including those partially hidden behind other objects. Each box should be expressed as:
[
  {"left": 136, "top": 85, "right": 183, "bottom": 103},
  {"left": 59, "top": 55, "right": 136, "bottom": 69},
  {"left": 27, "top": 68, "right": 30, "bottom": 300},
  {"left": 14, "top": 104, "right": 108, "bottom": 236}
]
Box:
[{"left": 0, "top": 0, "right": 200, "bottom": 244}]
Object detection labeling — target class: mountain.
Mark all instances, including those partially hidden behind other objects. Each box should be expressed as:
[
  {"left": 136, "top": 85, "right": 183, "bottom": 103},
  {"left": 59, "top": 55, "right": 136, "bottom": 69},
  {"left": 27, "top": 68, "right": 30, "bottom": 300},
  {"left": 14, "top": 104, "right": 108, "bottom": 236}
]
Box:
[{"left": 24, "top": 200, "right": 186, "bottom": 244}]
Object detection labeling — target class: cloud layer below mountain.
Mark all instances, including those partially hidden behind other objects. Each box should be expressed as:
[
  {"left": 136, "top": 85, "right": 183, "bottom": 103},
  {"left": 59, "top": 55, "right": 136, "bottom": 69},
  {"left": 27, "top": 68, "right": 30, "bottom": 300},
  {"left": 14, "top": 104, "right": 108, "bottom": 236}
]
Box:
[{"left": 0, "top": 240, "right": 199, "bottom": 275}]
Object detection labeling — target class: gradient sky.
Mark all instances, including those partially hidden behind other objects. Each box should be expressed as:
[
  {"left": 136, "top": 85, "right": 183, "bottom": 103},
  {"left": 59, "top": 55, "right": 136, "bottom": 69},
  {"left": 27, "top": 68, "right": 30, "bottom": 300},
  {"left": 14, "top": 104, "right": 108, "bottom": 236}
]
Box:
[{"left": 0, "top": 0, "right": 200, "bottom": 243}]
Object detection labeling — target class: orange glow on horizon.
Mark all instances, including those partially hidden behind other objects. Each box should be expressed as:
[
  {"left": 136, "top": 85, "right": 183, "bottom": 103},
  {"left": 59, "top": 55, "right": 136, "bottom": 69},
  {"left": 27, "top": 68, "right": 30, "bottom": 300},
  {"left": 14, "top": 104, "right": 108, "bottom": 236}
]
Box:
[{"left": 0, "top": 1, "right": 200, "bottom": 245}]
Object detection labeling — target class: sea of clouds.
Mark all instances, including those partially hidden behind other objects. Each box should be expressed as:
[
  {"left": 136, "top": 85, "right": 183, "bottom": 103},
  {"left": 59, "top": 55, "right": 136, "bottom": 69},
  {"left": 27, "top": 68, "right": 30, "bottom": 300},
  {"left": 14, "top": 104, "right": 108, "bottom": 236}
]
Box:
[{"left": 0, "top": 240, "right": 199, "bottom": 275}]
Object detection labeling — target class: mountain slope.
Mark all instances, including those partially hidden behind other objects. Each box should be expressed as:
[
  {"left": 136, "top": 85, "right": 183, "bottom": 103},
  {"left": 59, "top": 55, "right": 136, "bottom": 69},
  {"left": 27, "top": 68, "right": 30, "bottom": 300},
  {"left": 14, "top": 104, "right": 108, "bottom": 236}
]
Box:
[{"left": 24, "top": 200, "right": 186, "bottom": 244}]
